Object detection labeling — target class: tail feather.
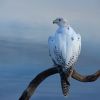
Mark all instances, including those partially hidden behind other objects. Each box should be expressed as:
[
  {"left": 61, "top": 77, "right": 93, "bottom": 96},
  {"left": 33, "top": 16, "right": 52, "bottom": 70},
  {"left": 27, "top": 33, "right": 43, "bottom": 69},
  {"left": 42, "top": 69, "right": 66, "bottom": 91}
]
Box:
[
  {"left": 58, "top": 66, "right": 72, "bottom": 96},
  {"left": 60, "top": 73, "right": 70, "bottom": 96}
]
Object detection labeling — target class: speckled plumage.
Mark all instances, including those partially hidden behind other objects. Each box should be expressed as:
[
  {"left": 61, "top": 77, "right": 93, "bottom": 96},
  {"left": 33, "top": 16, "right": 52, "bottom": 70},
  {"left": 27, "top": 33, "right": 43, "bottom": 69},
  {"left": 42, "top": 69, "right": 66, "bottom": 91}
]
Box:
[
  {"left": 48, "top": 18, "right": 81, "bottom": 96},
  {"left": 48, "top": 25, "right": 81, "bottom": 68}
]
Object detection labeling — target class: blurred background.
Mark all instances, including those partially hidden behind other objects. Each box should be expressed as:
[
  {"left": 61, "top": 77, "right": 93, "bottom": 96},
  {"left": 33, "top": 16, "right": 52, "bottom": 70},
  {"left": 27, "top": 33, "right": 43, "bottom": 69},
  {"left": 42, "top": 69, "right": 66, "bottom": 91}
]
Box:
[{"left": 0, "top": 0, "right": 100, "bottom": 100}]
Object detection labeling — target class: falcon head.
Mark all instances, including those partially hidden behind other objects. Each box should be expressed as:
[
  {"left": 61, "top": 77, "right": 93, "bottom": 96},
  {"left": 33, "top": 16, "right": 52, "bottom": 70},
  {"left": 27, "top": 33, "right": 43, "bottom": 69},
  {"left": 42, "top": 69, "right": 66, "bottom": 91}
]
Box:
[{"left": 53, "top": 18, "right": 68, "bottom": 27}]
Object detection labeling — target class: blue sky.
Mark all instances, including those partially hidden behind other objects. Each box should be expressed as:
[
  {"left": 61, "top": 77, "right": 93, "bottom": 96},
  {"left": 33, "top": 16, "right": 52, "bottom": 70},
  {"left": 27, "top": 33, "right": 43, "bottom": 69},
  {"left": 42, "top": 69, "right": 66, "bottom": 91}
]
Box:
[
  {"left": 0, "top": 0, "right": 100, "bottom": 100},
  {"left": 0, "top": 0, "right": 100, "bottom": 43},
  {"left": 0, "top": 0, "right": 100, "bottom": 23},
  {"left": 0, "top": 0, "right": 100, "bottom": 67}
]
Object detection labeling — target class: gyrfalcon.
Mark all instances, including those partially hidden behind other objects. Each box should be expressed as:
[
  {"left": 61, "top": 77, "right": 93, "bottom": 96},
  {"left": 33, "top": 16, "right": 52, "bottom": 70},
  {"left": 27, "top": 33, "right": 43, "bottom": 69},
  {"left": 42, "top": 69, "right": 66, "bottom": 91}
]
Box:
[{"left": 48, "top": 17, "right": 81, "bottom": 96}]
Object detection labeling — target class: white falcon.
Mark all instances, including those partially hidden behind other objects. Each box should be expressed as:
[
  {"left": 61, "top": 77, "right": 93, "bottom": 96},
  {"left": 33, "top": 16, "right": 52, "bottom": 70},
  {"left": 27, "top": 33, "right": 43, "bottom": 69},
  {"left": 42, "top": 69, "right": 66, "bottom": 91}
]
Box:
[{"left": 48, "top": 18, "right": 81, "bottom": 96}]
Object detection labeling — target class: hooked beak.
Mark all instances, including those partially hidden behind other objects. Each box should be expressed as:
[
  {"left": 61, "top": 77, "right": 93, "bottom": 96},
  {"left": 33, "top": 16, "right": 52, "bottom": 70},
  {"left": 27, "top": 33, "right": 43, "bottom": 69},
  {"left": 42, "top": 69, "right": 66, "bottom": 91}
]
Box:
[{"left": 53, "top": 20, "right": 57, "bottom": 24}]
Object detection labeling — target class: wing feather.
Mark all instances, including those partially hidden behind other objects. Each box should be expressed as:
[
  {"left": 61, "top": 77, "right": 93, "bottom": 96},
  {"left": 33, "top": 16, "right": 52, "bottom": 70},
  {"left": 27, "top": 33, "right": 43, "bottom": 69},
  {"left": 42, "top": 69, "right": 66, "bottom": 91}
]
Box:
[{"left": 48, "top": 27, "right": 81, "bottom": 67}]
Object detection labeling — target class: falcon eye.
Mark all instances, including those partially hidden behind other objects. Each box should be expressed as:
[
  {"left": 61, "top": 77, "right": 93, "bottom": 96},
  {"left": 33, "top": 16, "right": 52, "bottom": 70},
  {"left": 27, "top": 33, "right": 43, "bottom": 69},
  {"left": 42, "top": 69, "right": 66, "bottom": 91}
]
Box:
[{"left": 59, "top": 19, "right": 61, "bottom": 21}]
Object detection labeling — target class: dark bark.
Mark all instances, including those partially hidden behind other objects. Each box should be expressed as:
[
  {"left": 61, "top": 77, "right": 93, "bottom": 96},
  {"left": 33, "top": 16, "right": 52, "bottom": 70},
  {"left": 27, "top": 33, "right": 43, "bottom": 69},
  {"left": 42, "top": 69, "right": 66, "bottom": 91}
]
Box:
[
  {"left": 19, "top": 67, "right": 58, "bottom": 100},
  {"left": 19, "top": 67, "right": 100, "bottom": 100},
  {"left": 72, "top": 69, "right": 100, "bottom": 82}
]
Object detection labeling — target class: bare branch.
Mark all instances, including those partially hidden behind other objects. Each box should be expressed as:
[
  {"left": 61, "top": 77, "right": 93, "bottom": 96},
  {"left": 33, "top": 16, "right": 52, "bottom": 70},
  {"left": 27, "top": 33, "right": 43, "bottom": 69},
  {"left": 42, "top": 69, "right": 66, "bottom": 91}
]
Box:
[
  {"left": 19, "top": 67, "right": 58, "bottom": 100},
  {"left": 19, "top": 67, "right": 100, "bottom": 100},
  {"left": 72, "top": 70, "right": 100, "bottom": 82}
]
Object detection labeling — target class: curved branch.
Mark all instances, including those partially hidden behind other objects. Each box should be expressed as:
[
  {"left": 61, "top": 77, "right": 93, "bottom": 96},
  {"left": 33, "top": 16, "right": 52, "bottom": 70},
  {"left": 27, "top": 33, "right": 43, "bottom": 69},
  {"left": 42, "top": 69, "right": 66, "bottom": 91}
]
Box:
[
  {"left": 72, "top": 70, "right": 100, "bottom": 82},
  {"left": 19, "top": 67, "right": 58, "bottom": 100},
  {"left": 19, "top": 67, "right": 100, "bottom": 100}
]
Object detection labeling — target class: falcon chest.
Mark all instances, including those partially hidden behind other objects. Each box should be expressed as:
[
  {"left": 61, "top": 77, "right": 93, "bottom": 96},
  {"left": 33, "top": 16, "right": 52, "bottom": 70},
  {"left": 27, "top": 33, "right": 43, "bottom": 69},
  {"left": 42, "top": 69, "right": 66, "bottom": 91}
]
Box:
[{"left": 55, "top": 28, "right": 80, "bottom": 67}]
